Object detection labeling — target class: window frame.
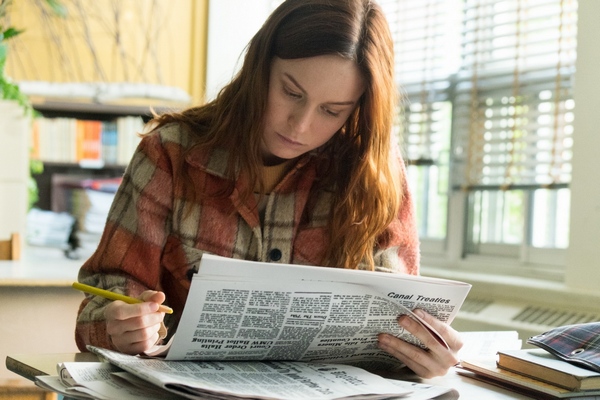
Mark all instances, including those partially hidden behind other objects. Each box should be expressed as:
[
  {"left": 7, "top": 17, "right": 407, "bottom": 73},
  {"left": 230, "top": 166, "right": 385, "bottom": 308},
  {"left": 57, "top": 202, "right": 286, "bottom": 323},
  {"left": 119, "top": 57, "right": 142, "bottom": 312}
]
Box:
[
  {"left": 393, "top": 0, "right": 576, "bottom": 279},
  {"left": 205, "top": 0, "right": 600, "bottom": 292}
]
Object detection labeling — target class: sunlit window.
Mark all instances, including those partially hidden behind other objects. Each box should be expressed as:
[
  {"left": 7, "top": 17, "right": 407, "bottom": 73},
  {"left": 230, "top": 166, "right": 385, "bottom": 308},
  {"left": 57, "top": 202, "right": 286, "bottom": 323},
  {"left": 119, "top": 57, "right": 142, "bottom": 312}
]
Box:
[
  {"left": 380, "top": 0, "right": 577, "bottom": 268},
  {"left": 381, "top": 0, "right": 462, "bottom": 240}
]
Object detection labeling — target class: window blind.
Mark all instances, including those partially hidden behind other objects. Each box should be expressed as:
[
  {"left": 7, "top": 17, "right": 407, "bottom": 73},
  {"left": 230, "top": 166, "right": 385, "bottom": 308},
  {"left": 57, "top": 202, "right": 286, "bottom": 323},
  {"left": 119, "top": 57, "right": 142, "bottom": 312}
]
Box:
[
  {"left": 380, "top": 0, "right": 462, "bottom": 166},
  {"left": 451, "top": 0, "right": 578, "bottom": 190}
]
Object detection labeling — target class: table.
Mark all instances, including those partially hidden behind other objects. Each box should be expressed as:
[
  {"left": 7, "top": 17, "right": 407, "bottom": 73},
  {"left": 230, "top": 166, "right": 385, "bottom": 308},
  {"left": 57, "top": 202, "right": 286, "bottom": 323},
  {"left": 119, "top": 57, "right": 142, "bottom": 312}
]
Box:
[
  {"left": 0, "top": 246, "right": 83, "bottom": 382},
  {"left": 0, "top": 245, "right": 81, "bottom": 286},
  {"left": 6, "top": 352, "right": 536, "bottom": 399}
]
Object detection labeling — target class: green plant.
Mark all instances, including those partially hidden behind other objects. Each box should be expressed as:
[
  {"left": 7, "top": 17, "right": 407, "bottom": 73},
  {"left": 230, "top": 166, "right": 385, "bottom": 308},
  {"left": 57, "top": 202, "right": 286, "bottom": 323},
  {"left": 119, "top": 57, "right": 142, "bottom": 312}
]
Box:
[
  {"left": 0, "top": 0, "right": 32, "bottom": 115},
  {"left": 1, "top": 0, "right": 65, "bottom": 113}
]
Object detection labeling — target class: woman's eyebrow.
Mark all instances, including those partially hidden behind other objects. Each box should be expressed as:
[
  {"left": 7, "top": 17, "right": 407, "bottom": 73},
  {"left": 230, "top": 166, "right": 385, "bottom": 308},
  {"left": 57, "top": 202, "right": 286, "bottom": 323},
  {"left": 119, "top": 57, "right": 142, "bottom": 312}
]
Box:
[
  {"left": 283, "top": 72, "right": 306, "bottom": 93},
  {"left": 283, "top": 72, "right": 356, "bottom": 106}
]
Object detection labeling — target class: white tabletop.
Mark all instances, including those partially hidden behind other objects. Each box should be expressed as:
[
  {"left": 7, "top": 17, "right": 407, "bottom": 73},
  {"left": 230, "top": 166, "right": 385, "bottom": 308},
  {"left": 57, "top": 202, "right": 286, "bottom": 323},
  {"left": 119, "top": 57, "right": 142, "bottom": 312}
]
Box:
[
  {"left": 0, "top": 245, "right": 82, "bottom": 286},
  {"left": 423, "top": 369, "right": 535, "bottom": 399}
]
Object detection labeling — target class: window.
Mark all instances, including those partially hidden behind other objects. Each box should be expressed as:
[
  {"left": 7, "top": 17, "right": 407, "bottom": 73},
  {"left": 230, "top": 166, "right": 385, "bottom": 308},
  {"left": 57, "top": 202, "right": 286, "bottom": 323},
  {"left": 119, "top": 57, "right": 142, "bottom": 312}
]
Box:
[
  {"left": 381, "top": 1, "right": 462, "bottom": 245},
  {"left": 209, "top": 0, "right": 581, "bottom": 279},
  {"left": 381, "top": 0, "right": 578, "bottom": 272}
]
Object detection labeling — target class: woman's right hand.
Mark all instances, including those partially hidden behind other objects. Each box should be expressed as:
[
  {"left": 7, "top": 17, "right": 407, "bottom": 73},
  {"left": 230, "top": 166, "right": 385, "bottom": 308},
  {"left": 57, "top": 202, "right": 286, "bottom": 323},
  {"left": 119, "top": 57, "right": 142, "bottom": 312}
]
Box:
[{"left": 104, "top": 290, "right": 167, "bottom": 354}]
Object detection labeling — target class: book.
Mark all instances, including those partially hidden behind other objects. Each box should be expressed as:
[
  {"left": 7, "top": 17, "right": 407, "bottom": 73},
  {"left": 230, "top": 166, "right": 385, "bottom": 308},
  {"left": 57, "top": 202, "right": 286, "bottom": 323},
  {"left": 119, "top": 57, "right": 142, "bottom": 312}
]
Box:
[
  {"left": 459, "top": 358, "right": 600, "bottom": 399},
  {"left": 498, "top": 348, "right": 600, "bottom": 391},
  {"left": 146, "top": 254, "right": 471, "bottom": 372}
]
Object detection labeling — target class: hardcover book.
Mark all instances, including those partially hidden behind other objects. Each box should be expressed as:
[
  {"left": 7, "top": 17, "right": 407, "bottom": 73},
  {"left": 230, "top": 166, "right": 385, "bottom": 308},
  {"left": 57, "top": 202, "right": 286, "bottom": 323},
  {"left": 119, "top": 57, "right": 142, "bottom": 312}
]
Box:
[
  {"left": 459, "top": 358, "right": 600, "bottom": 399},
  {"left": 498, "top": 349, "right": 600, "bottom": 391}
]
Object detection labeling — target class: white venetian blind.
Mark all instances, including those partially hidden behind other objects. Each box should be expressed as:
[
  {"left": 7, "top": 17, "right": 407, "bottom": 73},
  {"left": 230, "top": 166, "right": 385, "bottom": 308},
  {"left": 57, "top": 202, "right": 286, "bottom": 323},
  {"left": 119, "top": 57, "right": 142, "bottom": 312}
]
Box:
[
  {"left": 451, "top": 0, "right": 578, "bottom": 190},
  {"left": 380, "top": 0, "right": 462, "bottom": 166}
]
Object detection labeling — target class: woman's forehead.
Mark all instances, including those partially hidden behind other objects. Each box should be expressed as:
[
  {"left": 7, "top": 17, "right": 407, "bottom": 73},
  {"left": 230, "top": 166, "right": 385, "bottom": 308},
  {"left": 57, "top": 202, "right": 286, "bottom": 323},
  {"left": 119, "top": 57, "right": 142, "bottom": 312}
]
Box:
[{"left": 271, "top": 55, "right": 365, "bottom": 103}]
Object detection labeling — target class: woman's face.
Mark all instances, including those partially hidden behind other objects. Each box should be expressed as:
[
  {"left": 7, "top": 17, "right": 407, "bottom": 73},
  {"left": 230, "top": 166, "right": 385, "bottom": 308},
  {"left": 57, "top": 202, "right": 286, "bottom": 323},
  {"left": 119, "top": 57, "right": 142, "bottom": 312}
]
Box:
[{"left": 261, "top": 55, "right": 365, "bottom": 165}]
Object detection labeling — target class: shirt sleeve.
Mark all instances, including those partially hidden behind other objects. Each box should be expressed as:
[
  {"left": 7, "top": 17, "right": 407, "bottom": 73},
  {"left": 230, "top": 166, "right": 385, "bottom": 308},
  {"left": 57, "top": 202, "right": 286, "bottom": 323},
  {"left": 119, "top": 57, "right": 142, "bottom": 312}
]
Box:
[{"left": 75, "top": 128, "right": 175, "bottom": 351}]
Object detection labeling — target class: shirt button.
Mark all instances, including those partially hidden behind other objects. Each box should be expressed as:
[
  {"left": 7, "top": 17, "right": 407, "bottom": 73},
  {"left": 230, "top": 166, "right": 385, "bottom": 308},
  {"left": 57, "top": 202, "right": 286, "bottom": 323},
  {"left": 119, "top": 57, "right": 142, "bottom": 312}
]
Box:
[{"left": 269, "top": 248, "right": 282, "bottom": 261}]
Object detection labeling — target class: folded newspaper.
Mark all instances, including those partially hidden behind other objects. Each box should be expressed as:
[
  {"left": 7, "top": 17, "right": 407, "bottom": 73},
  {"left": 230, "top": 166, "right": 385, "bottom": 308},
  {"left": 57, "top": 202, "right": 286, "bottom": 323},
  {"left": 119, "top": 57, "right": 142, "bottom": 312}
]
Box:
[
  {"left": 36, "top": 348, "right": 459, "bottom": 400},
  {"left": 147, "top": 254, "right": 472, "bottom": 371}
]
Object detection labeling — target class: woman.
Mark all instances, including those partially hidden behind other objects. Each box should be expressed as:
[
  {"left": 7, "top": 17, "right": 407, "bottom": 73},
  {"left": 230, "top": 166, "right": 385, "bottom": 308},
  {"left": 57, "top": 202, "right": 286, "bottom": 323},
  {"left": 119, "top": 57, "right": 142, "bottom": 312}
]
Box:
[{"left": 75, "top": 0, "right": 462, "bottom": 378}]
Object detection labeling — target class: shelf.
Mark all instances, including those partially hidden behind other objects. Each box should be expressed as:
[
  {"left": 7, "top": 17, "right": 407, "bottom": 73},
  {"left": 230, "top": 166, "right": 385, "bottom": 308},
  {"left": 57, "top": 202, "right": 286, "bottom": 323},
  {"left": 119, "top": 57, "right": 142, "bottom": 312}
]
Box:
[
  {"left": 32, "top": 163, "right": 125, "bottom": 211},
  {"left": 28, "top": 99, "right": 152, "bottom": 210},
  {"left": 41, "top": 161, "right": 127, "bottom": 170},
  {"left": 31, "top": 99, "right": 181, "bottom": 120}
]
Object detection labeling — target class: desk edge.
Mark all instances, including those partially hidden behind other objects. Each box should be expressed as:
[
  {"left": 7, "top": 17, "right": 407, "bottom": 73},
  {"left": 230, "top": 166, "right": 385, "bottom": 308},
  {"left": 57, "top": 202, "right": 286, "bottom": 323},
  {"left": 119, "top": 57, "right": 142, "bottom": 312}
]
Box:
[{"left": 5, "top": 355, "right": 48, "bottom": 382}]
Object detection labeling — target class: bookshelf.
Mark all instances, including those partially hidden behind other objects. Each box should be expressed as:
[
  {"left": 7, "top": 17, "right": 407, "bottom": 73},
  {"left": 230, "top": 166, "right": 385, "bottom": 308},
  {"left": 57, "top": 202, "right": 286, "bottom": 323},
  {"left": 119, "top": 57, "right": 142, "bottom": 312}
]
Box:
[
  {"left": 33, "top": 162, "right": 124, "bottom": 212},
  {"left": 29, "top": 100, "right": 167, "bottom": 211}
]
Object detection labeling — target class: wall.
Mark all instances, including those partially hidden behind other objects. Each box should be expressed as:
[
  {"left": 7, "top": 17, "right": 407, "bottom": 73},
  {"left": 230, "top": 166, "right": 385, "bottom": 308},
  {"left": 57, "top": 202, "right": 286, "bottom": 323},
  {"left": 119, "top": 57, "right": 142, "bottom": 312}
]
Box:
[
  {"left": 0, "top": 287, "right": 82, "bottom": 381},
  {"left": 204, "top": 0, "right": 273, "bottom": 100},
  {"left": 0, "top": 102, "right": 30, "bottom": 242},
  {"left": 566, "top": 0, "right": 600, "bottom": 291},
  {"left": 5, "top": 0, "right": 208, "bottom": 105}
]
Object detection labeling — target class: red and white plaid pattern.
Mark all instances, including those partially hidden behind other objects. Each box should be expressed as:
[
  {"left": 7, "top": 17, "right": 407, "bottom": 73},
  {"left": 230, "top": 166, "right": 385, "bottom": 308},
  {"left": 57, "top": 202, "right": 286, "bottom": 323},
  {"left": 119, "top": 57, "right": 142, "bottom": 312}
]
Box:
[{"left": 75, "top": 123, "right": 420, "bottom": 351}]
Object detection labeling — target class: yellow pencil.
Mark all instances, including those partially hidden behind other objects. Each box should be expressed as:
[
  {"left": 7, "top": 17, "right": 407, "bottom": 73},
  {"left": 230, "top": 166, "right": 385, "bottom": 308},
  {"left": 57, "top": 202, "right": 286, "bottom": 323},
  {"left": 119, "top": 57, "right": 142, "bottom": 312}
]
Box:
[{"left": 72, "top": 282, "right": 173, "bottom": 314}]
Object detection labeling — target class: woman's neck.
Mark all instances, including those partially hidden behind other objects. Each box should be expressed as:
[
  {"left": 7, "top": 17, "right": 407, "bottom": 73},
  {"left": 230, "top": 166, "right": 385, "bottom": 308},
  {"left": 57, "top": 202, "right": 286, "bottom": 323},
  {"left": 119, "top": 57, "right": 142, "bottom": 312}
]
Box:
[{"left": 255, "top": 159, "right": 295, "bottom": 193}]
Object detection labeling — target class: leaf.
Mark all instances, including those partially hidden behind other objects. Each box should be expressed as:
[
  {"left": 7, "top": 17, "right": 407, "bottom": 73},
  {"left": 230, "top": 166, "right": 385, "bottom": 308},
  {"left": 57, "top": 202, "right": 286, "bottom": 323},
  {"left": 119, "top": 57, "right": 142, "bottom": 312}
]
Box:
[
  {"left": 43, "top": 0, "right": 68, "bottom": 17},
  {"left": 0, "top": 42, "right": 6, "bottom": 65},
  {"left": 2, "top": 27, "right": 24, "bottom": 40}
]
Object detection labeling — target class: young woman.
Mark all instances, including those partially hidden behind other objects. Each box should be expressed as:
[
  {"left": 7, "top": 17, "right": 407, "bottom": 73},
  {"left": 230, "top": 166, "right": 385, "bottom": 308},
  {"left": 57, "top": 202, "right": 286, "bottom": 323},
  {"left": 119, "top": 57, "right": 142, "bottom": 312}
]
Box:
[{"left": 75, "top": 0, "right": 462, "bottom": 378}]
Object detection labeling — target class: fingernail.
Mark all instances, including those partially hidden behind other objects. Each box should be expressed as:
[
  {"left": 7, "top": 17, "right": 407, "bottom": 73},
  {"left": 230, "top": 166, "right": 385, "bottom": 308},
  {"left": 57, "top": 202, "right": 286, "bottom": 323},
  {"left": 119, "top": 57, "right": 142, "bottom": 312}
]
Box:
[
  {"left": 398, "top": 315, "right": 411, "bottom": 328},
  {"left": 413, "top": 309, "right": 425, "bottom": 318},
  {"left": 378, "top": 334, "right": 389, "bottom": 347}
]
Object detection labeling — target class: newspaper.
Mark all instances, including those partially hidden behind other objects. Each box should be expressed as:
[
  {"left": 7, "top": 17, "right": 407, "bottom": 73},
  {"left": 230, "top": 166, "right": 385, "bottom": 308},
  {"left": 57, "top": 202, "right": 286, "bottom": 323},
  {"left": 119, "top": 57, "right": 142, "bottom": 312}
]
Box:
[
  {"left": 89, "top": 347, "right": 415, "bottom": 400},
  {"left": 35, "top": 361, "right": 183, "bottom": 400},
  {"left": 36, "top": 356, "right": 459, "bottom": 400},
  {"left": 149, "top": 254, "right": 472, "bottom": 371}
]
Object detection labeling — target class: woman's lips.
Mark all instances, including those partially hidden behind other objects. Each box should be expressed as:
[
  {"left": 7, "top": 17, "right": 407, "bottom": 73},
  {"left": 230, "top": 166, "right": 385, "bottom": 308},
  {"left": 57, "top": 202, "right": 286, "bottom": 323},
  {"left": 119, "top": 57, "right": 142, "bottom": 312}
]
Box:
[{"left": 277, "top": 133, "right": 303, "bottom": 146}]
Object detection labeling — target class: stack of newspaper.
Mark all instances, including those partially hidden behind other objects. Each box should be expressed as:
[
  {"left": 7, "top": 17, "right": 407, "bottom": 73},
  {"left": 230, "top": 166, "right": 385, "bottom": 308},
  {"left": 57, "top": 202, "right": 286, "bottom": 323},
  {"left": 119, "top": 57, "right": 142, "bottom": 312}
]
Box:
[
  {"left": 37, "top": 254, "right": 471, "bottom": 399},
  {"left": 36, "top": 348, "right": 459, "bottom": 399}
]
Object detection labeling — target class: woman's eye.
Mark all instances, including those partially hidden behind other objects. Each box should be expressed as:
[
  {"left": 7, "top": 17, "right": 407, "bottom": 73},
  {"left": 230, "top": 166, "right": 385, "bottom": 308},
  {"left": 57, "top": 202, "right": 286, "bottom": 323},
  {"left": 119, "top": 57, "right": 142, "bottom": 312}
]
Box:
[
  {"left": 324, "top": 108, "right": 341, "bottom": 117},
  {"left": 284, "top": 88, "right": 302, "bottom": 99}
]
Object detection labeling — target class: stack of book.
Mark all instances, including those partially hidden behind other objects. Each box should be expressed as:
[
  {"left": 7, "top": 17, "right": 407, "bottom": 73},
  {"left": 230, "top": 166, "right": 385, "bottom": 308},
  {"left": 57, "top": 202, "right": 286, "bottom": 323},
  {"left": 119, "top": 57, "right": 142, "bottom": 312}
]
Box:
[
  {"left": 72, "top": 178, "right": 120, "bottom": 258},
  {"left": 49, "top": 176, "right": 121, "bottom": 258},
  {"left": 26, "top": 208, "right": 75, "bottom": 248},
  {"left": 459, "top": 348, "right": 600, "bottom": 399},
  {"left": 31, "top": 116, "right": 144, "bottom": 165}
]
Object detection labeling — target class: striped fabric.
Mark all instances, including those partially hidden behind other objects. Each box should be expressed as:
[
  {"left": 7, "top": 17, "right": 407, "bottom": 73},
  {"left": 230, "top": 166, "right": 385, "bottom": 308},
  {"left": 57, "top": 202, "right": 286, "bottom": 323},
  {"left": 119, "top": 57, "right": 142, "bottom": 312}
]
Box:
[{"left": 75, "top": 123, "right": 420, "bottom": 351}]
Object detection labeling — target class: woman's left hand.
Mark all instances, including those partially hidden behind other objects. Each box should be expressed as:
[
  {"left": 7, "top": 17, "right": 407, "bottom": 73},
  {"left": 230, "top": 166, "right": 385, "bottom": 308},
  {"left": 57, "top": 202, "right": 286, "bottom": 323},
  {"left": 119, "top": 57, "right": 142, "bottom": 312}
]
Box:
[{"left": 377, "top": 309, "right": 463, "bottom": 378}]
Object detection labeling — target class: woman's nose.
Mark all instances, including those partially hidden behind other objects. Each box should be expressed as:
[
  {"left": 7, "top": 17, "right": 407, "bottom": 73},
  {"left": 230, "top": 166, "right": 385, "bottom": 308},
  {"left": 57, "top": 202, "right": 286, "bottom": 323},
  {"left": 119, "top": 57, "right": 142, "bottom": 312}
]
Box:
[{"left": 289, "top": 105, "right": 312, "bottom": 133}]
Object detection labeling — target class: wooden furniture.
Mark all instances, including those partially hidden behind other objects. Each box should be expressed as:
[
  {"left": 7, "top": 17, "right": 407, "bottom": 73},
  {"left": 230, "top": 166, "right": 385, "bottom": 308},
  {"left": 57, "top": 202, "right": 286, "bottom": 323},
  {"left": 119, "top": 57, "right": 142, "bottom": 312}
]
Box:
[
  {"left": 30, "top": 100, "right": 140, "bottom": 212},
  {"left": 0, "top": 379, "right": 55, "bottom": 400},
  {"left": 0, "top": 233, "right": 21, "bottom": 260}
]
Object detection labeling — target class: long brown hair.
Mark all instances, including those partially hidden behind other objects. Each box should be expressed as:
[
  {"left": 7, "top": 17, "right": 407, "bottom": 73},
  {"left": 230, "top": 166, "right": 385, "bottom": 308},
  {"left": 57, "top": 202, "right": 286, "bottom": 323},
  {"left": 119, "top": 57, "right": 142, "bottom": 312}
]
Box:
[{"left": 153, "top": 0, "right": 404, "bottom": 270}]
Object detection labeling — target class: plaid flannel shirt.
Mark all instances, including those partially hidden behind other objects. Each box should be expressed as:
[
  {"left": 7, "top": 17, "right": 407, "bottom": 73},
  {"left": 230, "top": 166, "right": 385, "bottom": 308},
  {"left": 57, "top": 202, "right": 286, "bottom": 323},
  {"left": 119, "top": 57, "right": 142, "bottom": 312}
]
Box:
[{"left": 75, "top": 123, "right": 420, "bottom": 351}]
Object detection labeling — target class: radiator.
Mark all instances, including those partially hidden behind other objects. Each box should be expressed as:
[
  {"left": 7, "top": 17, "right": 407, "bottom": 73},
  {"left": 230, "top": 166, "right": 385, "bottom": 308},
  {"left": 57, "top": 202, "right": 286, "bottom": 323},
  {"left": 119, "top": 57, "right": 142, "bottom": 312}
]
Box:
[{"left": 452, "top": 296, "right": 600, "bottom": 346}]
